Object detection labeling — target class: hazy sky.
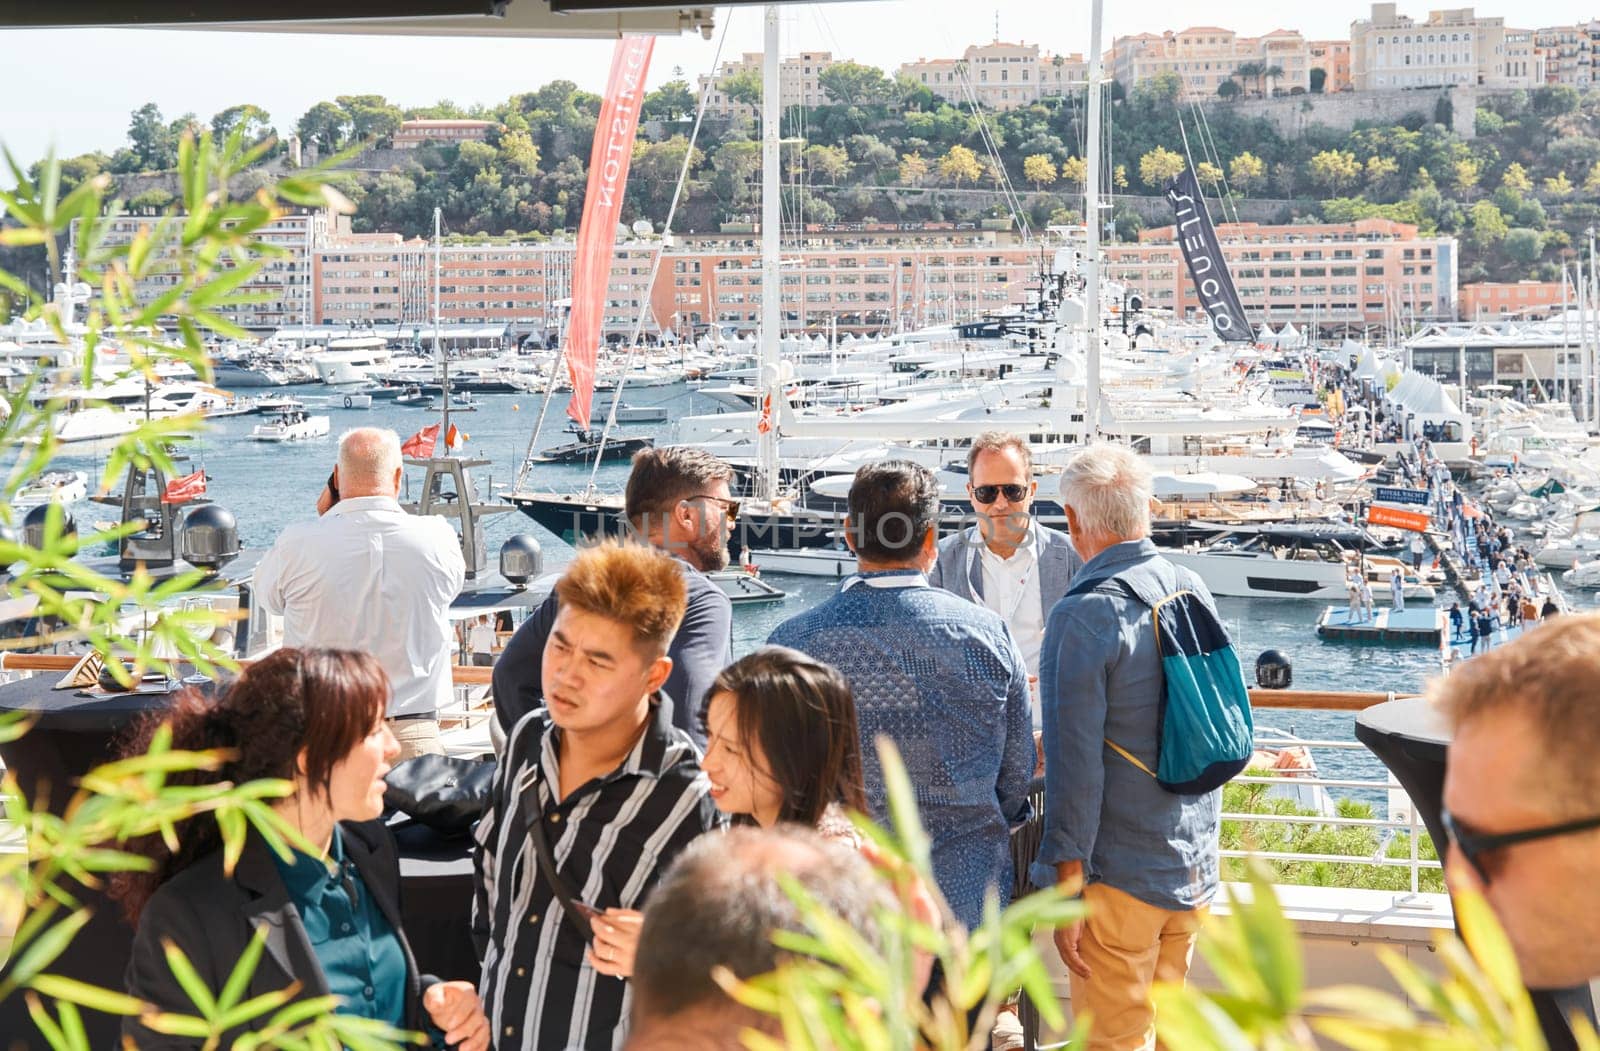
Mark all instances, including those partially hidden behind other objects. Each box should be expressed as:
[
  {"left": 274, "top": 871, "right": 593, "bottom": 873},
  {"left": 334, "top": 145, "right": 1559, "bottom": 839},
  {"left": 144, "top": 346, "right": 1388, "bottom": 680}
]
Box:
[{"left": 1, "top": 0, "right": 1594, "bottom": 165}]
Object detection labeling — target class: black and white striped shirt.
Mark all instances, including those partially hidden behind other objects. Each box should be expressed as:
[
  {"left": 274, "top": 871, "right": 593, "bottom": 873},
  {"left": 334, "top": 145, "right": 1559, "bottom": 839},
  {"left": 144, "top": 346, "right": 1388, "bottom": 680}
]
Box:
[{"left": 472, "top": 699, "right": 721, "bottom": 1050}]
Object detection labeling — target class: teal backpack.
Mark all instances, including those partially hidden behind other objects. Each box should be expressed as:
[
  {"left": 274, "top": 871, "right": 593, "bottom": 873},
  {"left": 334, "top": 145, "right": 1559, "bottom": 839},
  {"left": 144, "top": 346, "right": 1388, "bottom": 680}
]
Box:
[{"left": 1065, "top": 569, "right": 1254, "bottom": 794}]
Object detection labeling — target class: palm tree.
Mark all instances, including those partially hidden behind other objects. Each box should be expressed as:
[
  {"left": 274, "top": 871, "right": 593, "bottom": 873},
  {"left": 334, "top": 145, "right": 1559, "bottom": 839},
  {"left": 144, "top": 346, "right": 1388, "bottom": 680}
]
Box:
[
  {"left": 1262, "top": 64, "right": 1285, "bottom": 96},
  {"left": 1232, "top": 62, "right": 1264, "bottom": 97}
]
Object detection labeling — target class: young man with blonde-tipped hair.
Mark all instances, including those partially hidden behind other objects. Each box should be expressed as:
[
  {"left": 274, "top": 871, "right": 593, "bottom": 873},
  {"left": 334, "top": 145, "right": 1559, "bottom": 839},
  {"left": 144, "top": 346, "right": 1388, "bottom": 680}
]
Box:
[{"left": 473, "top": 540, "right": 723, "bottom": 1051}]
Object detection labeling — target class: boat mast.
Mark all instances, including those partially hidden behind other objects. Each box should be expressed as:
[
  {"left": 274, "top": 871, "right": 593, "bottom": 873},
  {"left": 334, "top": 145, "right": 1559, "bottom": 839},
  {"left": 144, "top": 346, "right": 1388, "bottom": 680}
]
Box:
[
  {"left": 435, "top": 207, "right": 450, "bottom": 449},
  {"left": 1083, "top": 0, "right": 1105, "bottom": 442},
  {"left": 756, "top": 3, "right": 781, "bottom": 503}
]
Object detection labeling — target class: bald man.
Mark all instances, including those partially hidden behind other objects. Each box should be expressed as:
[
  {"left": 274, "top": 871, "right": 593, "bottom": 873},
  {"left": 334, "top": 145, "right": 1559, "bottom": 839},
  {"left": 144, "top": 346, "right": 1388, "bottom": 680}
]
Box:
[{"left": 255, "top": 427, "right": 466, "bottom": 759}]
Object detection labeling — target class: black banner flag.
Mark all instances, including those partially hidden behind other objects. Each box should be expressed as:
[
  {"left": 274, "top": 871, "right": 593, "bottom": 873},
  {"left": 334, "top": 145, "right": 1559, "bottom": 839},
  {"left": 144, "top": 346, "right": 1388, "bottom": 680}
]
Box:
[{"left": 1164, "top": 167, "right": 1252, "bottom": 342}]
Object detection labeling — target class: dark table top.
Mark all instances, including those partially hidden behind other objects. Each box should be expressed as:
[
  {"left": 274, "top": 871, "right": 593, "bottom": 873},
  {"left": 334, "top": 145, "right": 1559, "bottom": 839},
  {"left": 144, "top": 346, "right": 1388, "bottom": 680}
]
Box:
[
  {"left": 0, "top": 666, "right": 218, "bottom": 732},
  {"left": 1355, "top": 695, "right": 1452, "bottom": 756}
]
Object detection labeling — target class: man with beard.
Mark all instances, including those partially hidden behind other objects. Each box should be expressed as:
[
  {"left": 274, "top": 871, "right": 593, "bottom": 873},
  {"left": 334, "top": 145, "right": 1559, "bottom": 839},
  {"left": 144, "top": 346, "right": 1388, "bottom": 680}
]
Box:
[{"left": 493, "top": 447, "right": 735, "bottom": 746}]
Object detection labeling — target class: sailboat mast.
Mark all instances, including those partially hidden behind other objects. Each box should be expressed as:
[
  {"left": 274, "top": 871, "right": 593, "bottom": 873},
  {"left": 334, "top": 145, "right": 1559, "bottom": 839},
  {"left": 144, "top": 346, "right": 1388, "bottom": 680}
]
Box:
[
  {"left": 1083, "top": 0, "right": 1105, "bottom": 442},
  {"left": 435, "top": 208, "right": 450, "bottom": 448},
  {"left": 757, "top": 4, "right": 781, "bottom": 503}
]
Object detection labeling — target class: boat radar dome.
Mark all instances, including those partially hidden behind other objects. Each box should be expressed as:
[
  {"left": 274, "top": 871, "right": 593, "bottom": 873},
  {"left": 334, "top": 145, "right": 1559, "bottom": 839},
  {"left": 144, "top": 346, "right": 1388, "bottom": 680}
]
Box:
[
  {"left": 500, "top": 534, "right": 543, "bottom": 586},
  {"left": 1255, "top": 649, "right": 1292, "bottom": 690},
  {"left": 180, "top": 504, "right": 240, "bottom": 570},
  {"left": 22, "top": 504, "right": 76, "bottom": 555}
]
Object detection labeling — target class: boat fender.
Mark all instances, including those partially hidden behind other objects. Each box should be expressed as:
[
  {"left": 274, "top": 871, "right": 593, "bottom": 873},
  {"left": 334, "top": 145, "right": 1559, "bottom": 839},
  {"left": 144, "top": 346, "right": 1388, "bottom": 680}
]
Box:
[{"left": 344, "top": 395, "right": 354, "bottom": 409}]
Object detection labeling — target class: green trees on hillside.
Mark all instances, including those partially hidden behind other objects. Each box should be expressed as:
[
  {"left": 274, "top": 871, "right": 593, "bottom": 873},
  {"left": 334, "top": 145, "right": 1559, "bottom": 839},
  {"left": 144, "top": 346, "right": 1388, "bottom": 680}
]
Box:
[{"left": 52, "top": 77, "right": 1600, "bottom": 284}]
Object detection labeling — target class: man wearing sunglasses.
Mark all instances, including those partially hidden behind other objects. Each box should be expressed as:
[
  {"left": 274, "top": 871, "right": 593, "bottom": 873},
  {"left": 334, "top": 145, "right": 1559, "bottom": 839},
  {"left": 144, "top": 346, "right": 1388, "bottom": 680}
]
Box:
[
  {"left": 1439, "top": 615, "right": 1600, "bottom": 1025},
  {"left": 929, "top": 432, "right": 1080, "bottom": 722}
]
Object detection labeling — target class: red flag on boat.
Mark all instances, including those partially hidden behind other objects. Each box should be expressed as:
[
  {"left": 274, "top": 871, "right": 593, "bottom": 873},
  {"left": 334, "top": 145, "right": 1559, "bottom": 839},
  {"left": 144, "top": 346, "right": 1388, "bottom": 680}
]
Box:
[
  {"left": 446, "top": 423, "right": 462, "bottom": 450},
  {"left": 161, "top": 470, "right": 207, "bottom": 504},
  {"left": 756, "top": 393, "right": 774, "bottom": 435},
  {"left": 565, "top": 35, "right": 655, "bottom": 433},
  {"left": 401, "top": 424, "right": 441, "bottom": 458}
]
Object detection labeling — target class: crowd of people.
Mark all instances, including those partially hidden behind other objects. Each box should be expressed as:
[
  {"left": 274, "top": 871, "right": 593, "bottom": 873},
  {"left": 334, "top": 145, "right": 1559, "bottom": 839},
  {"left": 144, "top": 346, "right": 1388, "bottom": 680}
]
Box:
[{"left": 102, "top": 425, "right": 1600, "bottom": 1051}]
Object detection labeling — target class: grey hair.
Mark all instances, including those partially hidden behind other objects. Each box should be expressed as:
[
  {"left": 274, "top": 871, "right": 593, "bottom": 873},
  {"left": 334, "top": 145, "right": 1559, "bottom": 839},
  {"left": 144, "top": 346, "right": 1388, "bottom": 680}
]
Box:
[
  {"left": 966, "top": 431, "right": 1033, "bottom": 475},
  {"left": 337, "top": 428, "right": 403, "bottom": 491},
  {"left": 1059, "top": 442, "right": 1152, "bottom": 541}
]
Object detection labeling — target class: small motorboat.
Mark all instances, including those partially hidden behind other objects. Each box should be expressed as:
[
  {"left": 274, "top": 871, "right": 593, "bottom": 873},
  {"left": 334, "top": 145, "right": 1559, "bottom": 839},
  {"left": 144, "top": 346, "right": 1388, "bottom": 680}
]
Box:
[
  {"left": 13, "top": 469, "right": 88, "bottom": 508},
  {"left": 450, "top": 392, "right": 479, "bottom": 412},
  {"left": 396, "top": 386, "right": 433, "bottom": 408},
  {"left": 340, "top": 392, "right": 373, "bottom": 410},
  {"left": 1562, "top": 558, "right": 1600, "bottom": 589},
  {"left": 250, "top": 409, "right": 331, "bottom": 442}
]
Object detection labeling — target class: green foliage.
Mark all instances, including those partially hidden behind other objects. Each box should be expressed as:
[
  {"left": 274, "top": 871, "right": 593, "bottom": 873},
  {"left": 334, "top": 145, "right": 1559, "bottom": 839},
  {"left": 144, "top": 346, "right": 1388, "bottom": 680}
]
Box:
[
  {"left": 722, "top": 738, "right": 1087, "bottom": 1051},
  {"left": 818, "top": 62, "right": 896, "bottom": 108},
  {"left": 1220, "top": 780, "right": 1444, "bottom": 893},
  {"left": 1155, "top": 865, "right": 1597, "bottom": 1051},
  {"left": 0, "top": 140, "right": 422, "bottom": 1050}
]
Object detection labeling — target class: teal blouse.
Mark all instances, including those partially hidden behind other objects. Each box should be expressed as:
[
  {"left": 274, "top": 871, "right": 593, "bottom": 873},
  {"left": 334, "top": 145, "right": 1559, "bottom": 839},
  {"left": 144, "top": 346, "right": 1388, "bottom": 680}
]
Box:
[{"left": 270, "top": 826, "right": 409, "bottom": 1031}]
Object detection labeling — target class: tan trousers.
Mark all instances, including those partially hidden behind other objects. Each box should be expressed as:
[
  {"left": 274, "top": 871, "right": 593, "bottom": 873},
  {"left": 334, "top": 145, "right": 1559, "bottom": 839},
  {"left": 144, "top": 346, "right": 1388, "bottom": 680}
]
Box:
[
  {"left": 387, "top": 717, "right": 444, "bottom": 761},
  {"left": 1070, "top": 882, "right": 1206, "bottom": 1051}
]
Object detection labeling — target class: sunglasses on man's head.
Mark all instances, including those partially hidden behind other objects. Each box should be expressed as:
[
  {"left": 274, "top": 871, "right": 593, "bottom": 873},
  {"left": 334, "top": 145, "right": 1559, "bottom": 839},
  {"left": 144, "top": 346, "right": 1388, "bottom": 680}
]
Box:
[
  {"left": 1441, "top": 807, "right": 1600, "bottom": 886},
  {"left": 971, "top": 484, "right": 1028, "bottom": 505}
]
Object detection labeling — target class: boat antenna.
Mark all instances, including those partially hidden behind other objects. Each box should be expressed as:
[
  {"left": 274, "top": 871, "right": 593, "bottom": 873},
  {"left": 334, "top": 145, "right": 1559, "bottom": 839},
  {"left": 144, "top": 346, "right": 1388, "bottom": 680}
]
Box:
[
  {"left": 1082, "top": 0, "right": 1105, "bottom": 441},
  {"left": 435, "top": 207, "right": 450, "bottom": 454}
]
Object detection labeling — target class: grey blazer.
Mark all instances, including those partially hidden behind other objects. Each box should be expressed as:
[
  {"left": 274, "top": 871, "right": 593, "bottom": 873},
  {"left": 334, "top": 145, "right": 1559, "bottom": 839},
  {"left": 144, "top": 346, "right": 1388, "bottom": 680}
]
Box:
[
  {"left": 928, "top": 522, "right": 1082, "bottom": 623},
  {"left": 123, "top": 820, "right": 436, "bottom": 1049}
]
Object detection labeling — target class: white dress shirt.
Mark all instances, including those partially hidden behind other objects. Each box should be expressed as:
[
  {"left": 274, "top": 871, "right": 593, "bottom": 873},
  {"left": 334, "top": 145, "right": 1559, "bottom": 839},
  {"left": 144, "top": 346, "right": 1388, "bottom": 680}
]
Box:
[
  {"left": 975, "top": 534, "right": 1044, "bottom": 679},
  {"left": 468, "top": 621, "right": 497, "bottom": 655},
  {"left": 254, "top": 496, "right": 466, "bottom": 718}
]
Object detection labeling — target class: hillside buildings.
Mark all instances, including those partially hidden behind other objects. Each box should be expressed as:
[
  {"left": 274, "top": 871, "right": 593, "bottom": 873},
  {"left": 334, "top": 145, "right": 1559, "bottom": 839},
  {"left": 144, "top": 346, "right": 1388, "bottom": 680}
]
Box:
[
  {"left": 699, "top": 50, "right": 836, "bottom": 119},
  {"left": 898, "top": 41, "right": 1088, "bottom": 111},
  {"left": 1349, "top": 4, "right": 1543, "bottom": 90},
  {"left": 1105, "top": 27, "right": 1317, "bottom": 99},
  {"left": 393, "top": 119, "right": 498, "bottom": 149}
]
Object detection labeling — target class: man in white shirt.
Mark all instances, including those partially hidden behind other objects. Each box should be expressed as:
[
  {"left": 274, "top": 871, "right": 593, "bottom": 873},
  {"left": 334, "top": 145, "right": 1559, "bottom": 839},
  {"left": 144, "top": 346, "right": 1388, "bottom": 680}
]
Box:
[
  {"left": 254, "top": 427, "right": 466, "bottom": 760},
  {"left": 467, "top": 614, "right": 497, "bottom": 667},
  {"left": 929, "top": 431, "right": 1080, "bottom": 723}
]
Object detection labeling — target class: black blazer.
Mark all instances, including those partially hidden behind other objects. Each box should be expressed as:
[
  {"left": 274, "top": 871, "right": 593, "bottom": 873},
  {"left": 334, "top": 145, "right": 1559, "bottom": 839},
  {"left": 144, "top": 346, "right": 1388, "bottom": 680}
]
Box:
[{"left": 123, "top": 820, "right": 437, "bottom": 1049}]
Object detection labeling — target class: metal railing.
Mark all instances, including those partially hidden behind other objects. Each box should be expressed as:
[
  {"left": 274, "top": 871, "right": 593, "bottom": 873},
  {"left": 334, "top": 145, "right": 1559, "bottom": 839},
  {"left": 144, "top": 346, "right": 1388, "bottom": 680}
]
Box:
[{"left": 1228, "top": 718, "right": 1440, "bottom": 899}]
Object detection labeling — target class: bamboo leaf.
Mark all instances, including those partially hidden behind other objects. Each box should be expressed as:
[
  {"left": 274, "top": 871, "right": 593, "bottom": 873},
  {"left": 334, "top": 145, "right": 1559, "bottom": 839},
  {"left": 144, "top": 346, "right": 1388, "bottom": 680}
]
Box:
[{"left": 28, "top": 974, "right": 148, "bottom": 1016}]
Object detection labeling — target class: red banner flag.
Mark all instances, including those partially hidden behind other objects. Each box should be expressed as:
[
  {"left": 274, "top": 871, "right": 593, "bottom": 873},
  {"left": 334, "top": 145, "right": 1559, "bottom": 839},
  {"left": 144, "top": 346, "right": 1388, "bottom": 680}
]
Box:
[
  {"left": 1367, "top": 504, "right": 1431, "bottom": 533},
  {"left": 161, "top": 469, "right": 207, "bottom": 504},
  {"left": 446, "top": 423, "right": 461, "bottom": 450},
  {"left": 401, "top": 424, "right": 441, "bottom": 458},
  {"left": 565, "top": 35, "right": 655, "bottom": 432}
]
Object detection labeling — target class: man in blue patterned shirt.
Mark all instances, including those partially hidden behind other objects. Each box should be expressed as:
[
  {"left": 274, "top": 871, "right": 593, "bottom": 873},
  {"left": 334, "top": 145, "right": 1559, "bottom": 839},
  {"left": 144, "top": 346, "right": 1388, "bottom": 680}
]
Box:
[{"left": 768, "top": 460, "right": 1034, "bottom": 929}]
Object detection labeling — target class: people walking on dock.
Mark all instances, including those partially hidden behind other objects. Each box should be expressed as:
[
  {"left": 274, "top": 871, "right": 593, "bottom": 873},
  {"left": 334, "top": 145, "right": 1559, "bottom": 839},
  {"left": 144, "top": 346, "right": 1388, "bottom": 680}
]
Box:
[
  {"left": 1345, "top": 567, "right": 1364, "bottom": 623},
  {"left": 1389, "top": 568, "right": 1406, "bottom": 613},
  {"left": 493, "top": 447, "right": 736, "bottom": 746},
  {"left": 254, "top": 428, "right": 466, "bottom": 761},
  {"left": 768, "top": 460, "right": 1034, "bottom": 932},
  {"left": 1034, "top": 444, "right": 1226, "bottom": 1051}
]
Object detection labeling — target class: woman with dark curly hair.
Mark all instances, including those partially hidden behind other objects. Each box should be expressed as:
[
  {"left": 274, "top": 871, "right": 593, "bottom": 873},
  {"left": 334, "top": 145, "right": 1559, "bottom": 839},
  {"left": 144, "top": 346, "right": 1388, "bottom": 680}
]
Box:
[
  {"left": 111, "top": 648, "right": 488, "bottom": 1050},
  {"left": 698, "top": 645, "right": 867, "bottom": 842}
]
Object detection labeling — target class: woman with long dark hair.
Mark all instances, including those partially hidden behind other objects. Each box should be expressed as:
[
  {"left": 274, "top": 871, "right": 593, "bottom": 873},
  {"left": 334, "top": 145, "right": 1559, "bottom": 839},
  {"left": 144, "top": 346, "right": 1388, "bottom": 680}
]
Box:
[
  {"left": 699, "top": 646, "right": 867, "bottom": 839},
  {"left": 111, "top": 648, "right": 488, "bottom": 1050}
]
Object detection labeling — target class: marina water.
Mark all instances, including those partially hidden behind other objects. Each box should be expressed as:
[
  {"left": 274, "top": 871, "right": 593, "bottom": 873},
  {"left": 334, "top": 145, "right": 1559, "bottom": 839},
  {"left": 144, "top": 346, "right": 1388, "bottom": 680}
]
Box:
[{"left": 51, "top": 381, "right": 1476, "bottom": 791}]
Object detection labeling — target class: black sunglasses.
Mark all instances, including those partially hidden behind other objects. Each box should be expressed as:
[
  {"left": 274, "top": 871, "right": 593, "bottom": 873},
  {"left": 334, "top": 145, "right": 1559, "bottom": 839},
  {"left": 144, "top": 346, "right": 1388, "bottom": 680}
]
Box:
[
  {"left": 970, "top": 483, "right": 1028, "bottom": 505},
  {"left": 1441, "top": 807, "right": 1600, "bottom": 885},
  {"left": 684, "top": 493, "right": 741, "bottom": 523}
]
